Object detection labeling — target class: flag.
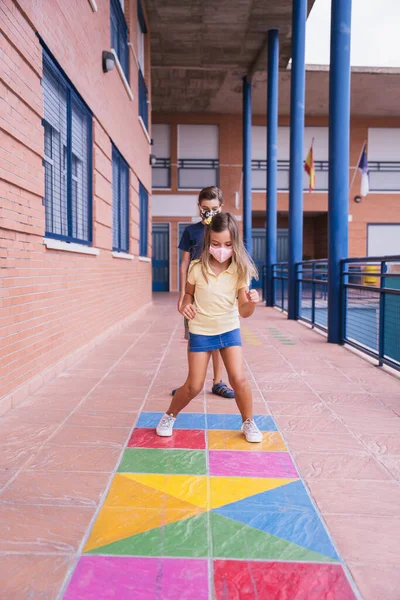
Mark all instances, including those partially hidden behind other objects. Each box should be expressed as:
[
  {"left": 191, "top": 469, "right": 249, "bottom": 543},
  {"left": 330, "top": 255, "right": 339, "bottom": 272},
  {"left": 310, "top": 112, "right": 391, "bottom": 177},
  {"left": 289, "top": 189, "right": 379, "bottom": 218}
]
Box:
[
  {"left": 304, "top": 142, "right": 315, "bottom": 192},
  {"left": 358, "top": 144, "right": 369, "bottom": 197}
]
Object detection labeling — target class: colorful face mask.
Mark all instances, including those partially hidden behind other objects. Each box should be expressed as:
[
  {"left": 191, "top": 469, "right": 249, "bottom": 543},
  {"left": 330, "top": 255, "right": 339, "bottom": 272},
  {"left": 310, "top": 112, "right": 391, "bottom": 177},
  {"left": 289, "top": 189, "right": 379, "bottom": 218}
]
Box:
[
  {"left": 200, "top": 207, "right": 221, "bottom": 225},
  {"left": 209, "top": 246, "right": 233, "bottom": 263}
]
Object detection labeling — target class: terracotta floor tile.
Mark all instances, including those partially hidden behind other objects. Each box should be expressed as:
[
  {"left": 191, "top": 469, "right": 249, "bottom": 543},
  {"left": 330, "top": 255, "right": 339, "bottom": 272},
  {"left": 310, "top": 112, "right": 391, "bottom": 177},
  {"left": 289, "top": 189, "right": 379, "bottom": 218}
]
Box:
[
  {"left": 2, "top": 408, "right": 72, "bottom": 425},
  {"left": 0, "top": 504, "right": 95, "bottom": 552},
  {"left": 268, "top": 402, "right": 329, "bottom": 416},
  {"left": 283, "top": 432, "right": 368, "bottom": 454},
  {"left": 0, "top": 446, "right": 39, "bottom": 470},
  {"left": 294, "top": 452, "right": 390, "bottom": 480},
  {"left": 0, "top": 469, "right": 17, "bottom": 489},
  {"left": 307, "top": 480, "right": 400, "bottom": 516},
  {"left": 0, "top": 423, "right": 58, "bottom": 447},
  {"left": 0, "top": 554, "right": 73, "bottom": 600},
  {"left": 377, "top": 455, "right": 400, "bottom": 480},
  {"left": 341, "top": 416, "right": 400, "bottom": 435},
  {"left": 80, "top": 394, "right": 144, "bottom": 412},
  {"left": 26, "top": 444, "right": 122, "bottom": 472},
  {"left": 324, "top": 515, "right": 400, "bottom": 565},
  {"left": 49, "top": 425, "right": 130, "bottom": 447},
  {"left": 273, "top": 414, "right": 348, "bottom": 433},
  {"left": 349, "top": 563, "right": 400, "bottom": 600},
  {"left": 66, "top": 410, "right": 137, "bottom": 428},
  {"left": 0, "top": 470, "right": 110, "bottom": 507},
  {"left": 359, "top": 434, "right": 400, "bottom": 455}
]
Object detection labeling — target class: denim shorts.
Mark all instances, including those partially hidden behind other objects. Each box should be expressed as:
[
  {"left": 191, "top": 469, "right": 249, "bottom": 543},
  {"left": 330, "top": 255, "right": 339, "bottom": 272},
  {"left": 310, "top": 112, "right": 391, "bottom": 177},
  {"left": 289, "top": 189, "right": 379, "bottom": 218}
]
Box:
[{"left": 189, "top": 328, "right": 242, "bottom": 353}]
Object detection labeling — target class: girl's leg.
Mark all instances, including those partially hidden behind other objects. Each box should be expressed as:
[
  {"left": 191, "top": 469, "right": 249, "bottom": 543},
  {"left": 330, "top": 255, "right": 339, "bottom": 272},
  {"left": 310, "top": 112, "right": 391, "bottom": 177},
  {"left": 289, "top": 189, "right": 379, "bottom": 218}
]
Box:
[
  {"left": 166, "top": 350, "right": 211, "bottom": 416},
  {"left": 219, "top": 346, "right": 253, "bottom": 421},
  {"left": 211, "top": 350, "right": 223, "bottom": 383}
]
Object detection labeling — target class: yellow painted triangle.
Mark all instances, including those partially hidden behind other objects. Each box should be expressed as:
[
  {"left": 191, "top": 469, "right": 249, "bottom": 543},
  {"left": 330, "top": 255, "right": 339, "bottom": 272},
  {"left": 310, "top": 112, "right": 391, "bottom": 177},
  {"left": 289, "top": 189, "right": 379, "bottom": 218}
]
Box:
[
  {"left": 123, "top": 474, "right": 208, "bottom": 509},
  {"left": 103, "top": 474, "right": 204, "bottom": 511},
  {"left": 210, "top": 477, "right": 296, "bottom": 510},
  {"left": 84, "top": 505, "right": 203, "bottom": 552}
]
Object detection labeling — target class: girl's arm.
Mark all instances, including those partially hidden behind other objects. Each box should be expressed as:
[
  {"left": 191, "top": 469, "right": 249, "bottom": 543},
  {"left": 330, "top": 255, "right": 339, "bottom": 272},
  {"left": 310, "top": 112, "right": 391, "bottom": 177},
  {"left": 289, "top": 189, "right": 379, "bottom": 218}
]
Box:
[
  {"left": 238, "top": 287, "right": 259, "bottom": 318},
  {"left": 180, "top": 282, "right": 197, "bottom": 320}
]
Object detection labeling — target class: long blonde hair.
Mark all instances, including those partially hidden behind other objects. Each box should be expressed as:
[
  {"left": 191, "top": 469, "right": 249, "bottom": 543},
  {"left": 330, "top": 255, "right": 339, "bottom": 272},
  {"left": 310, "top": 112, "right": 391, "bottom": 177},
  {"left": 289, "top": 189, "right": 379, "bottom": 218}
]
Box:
[{"left": 200, "top": 212, "right": 258, "bottom": 284}]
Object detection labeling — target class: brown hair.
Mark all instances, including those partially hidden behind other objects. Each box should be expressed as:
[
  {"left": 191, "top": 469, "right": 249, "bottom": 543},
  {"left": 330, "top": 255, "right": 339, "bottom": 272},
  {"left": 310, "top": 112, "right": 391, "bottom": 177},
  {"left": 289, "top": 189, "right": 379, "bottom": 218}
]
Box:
[
  {"left": 200, "top": 212, "right": 258, "bottom": 284},
  {"left": 198, "top": 186, "right": 224, "bottom": 205}
]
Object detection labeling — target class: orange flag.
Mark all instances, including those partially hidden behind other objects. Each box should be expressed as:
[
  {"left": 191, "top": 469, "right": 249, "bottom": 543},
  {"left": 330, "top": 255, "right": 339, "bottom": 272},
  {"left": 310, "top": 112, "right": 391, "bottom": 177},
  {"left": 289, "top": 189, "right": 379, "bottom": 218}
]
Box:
[{"left": 304, "top": 141, "right": 315, "bottom": 192}]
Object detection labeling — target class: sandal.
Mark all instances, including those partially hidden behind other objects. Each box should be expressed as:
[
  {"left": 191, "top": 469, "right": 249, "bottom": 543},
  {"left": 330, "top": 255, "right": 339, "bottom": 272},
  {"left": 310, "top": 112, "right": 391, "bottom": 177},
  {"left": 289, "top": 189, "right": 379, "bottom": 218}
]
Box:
[{"left": 212, "top": 381, "right": 235, "bottom": 399}]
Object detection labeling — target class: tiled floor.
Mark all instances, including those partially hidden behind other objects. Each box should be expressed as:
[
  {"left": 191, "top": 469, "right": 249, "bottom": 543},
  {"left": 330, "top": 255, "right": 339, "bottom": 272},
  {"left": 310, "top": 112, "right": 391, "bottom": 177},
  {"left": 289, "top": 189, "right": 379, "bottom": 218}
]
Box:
[{"left": 0, "top": 294, "right": 400, "bottom": 599}]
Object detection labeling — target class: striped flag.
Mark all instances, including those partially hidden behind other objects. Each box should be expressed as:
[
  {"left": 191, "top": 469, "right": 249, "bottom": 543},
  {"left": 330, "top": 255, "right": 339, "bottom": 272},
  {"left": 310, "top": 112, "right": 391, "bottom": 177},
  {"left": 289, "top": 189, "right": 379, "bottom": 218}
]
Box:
[{"left": 304, "top": 141, "right": 315, "bottom": 192}]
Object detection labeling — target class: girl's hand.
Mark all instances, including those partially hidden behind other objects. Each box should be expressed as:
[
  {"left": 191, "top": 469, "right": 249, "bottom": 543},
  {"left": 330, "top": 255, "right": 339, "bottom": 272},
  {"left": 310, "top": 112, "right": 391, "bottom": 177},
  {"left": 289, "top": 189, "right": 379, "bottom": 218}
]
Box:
[
  {"left": 180, "top": 303, "right": 197, "bottom": 320},
  {"left": 246, "top": 289, "right": 259, "bottom": 304}
]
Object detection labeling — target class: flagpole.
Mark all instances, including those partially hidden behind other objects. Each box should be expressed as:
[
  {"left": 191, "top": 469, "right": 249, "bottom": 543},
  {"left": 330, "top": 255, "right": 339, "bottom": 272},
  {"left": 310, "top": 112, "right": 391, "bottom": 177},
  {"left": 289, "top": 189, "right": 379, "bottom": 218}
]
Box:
[{"left": 349, "top": 139, "right": 367, "bottom": 191}]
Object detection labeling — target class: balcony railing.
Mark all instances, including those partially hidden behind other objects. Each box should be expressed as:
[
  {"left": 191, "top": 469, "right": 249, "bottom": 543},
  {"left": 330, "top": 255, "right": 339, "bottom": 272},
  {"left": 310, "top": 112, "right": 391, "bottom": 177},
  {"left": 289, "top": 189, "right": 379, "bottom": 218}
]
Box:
[
  {"left": 152, "top": 158, "right": 171, "bottom": 189},
  {"left": 368, "top": 161, "right": 400, "bottom": 191},
  {"left": 297, "top": 260, "right": 328, "bottom": 331},
  {"left": 178, "top": 158, "right": 219, "bottom": 189},
  {"left": 252, "top": 159, "right": 329, "bottom": 191}
]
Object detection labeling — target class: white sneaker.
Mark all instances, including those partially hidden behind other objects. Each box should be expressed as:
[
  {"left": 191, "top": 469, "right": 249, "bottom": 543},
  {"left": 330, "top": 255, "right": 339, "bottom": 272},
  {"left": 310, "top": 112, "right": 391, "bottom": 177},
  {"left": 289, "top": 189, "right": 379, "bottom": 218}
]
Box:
[
  {"left": 241, "top": 419, "right": 263, "bottom": 443},
  {"left": 156, "top": 413, "right": 176, "bottom": 437}
]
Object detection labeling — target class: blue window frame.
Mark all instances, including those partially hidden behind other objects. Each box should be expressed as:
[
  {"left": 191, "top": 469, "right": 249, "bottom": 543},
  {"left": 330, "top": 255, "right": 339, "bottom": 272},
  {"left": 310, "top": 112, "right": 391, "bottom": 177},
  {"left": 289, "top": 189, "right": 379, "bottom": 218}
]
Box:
[
  {"left": 139, "top": 182, "right": 149, "bottom": 257},
  {"left": 110, "top": 0, "right": 129, "bottom": 82},
  {"left": 42, "top": 50, "right": 92, "bottom": 245},
  {"left": 137, "top": 0, "right": 148, "bottom": 130},
  {"left": 112, "top": 145, "right": 130, "bottom": 252}
]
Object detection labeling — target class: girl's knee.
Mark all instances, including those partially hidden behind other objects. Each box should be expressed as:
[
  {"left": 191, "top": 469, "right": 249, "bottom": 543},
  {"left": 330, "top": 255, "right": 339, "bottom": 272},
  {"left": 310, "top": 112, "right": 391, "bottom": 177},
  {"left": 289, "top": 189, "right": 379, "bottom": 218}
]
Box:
[
  {"left": 230, "top": 375, "right": 248, "bottom": 392},
  {"left": 185, "top": 380, "right": 204, "bottom": 398}
]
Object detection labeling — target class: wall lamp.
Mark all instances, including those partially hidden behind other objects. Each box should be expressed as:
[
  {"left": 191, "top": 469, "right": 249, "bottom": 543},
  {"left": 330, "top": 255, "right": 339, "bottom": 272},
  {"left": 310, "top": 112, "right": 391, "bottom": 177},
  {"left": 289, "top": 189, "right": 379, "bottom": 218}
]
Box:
[
  {"left": 102, "top": 51, "right": 115, "bottom": 73},
  {"left": 149, "top": 154, "right": 157, "bottom": 166},
  {"left": 353, "top": 195, "right": 362, "bottom": 204}
]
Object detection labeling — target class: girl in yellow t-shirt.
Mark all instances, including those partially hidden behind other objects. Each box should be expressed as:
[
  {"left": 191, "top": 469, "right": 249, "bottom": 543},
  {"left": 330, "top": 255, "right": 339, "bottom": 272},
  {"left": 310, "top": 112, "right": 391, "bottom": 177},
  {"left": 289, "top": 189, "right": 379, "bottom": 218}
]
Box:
[{"left": 156, "top": 212, "right": 262, "bottom": 443}]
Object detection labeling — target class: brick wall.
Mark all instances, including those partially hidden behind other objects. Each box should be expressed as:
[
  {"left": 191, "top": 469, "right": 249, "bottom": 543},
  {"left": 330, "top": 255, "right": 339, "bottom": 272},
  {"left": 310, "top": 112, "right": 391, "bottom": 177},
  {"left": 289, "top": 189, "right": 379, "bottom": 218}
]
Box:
[{"left": 0, "top": 0, "right": 152, "bottom": 400}]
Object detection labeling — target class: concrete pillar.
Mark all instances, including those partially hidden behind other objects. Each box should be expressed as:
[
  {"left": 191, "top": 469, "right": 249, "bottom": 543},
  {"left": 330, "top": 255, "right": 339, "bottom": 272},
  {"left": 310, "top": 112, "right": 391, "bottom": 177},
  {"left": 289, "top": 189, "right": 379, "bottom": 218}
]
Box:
[{"left": 243, "top": 76, "right": 252, "bottom": 255}]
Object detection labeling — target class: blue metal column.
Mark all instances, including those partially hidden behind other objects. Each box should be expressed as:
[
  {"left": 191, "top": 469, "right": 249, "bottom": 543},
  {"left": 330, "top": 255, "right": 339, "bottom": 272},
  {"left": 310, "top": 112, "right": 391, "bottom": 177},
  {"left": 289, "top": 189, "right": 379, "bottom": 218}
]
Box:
[
  {"left": 266, "top": 29, "right": 279, "bottom": 307},
  {"left": 243, "top": 76, "right": 252, "bottom": 255},
  {"left": 288, "top": 0, "right": 307, "bottom": 320},
  {"left": 328, "top": 0, "right": 352, "bottom": 343}
]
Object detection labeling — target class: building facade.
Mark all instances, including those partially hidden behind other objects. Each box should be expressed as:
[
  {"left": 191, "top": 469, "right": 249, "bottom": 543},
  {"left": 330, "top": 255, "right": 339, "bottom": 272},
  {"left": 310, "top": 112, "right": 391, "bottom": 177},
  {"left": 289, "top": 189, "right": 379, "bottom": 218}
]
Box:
[
  {"left": 151, "top": 113, "right": 400, "bottom": 292},
  {"left": 0, "top": 0, "right": 152, "bottom": 403}
]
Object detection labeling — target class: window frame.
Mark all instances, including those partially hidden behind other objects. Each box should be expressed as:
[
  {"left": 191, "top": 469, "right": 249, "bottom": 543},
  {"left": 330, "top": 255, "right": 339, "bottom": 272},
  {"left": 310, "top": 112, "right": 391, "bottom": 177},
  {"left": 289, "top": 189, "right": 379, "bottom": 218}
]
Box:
[
  {"left": 139, "top": 182, "right": 149, "bottom": 257},
  {"left": 110, "top": 0, "right": 129, "bottom": 82},
  {"left": 112, "top": 145, "right": 130, "bottom": 253},
  {"left": 42, "top": 48, "right": 93, "bottom": 246}
]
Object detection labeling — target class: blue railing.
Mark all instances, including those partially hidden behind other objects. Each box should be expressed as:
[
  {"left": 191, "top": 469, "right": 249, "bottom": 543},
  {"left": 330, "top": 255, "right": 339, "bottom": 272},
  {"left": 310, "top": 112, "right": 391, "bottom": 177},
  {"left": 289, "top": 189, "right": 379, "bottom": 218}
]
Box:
[
  {"left": 270, "top": 256, "right": 400, "bottom": 371},
  {"left": 272, "top": 262, "right": 289, "bottom": 311},
  {"left": 138, "top": 68, "right": 148, "bottom": 131},
  {"left": 297, "top": 260, "right": 328, "bottom": 331},
  {"left": 342, "top": 256, "right": 400, "bottom": 369}
]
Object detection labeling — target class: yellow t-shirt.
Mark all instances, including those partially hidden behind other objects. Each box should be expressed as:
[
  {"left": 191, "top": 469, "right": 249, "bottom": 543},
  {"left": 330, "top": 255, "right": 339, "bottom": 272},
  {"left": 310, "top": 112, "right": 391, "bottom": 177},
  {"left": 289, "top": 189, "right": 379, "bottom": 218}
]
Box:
[{"left": 187, "top": 260, "right": 248, "bottom": 336}]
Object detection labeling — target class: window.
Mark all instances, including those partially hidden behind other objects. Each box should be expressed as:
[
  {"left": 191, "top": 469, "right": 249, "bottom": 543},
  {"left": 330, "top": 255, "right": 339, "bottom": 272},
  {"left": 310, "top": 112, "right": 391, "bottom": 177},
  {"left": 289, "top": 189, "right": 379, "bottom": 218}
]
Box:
[
  {"left": 178, "top": 124, "right": 219, "bottom": 189},
  {"left": 139, "top": 182, "right": 149, "bottom": 256},
  {"left": 110, "top": 0, "right": 129, "bottom": 81},
  {"left": 137, "top": 0, "right": 148, "bottom": 130},
  {"left": 42, "top": 50, "right": 92, "bottom": 244},
  {"left": 112, "top": 145, "right": 130, "bottom": 252},
  {"left": 367, "top": 128, "right": 400, "bottom": 191},
  {"left": 152, "top": 124, "right": 171, "bottom": 188}
]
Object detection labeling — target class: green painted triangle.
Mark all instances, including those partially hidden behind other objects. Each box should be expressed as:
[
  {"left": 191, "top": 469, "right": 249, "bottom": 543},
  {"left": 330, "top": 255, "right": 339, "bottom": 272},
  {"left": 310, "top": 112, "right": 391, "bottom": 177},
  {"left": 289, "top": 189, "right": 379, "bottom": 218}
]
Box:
[
  {"left": 87, "top": 513, "right": 209, "bottom": 558},
  {"left": 210, "top": 513, "right": 337, "bottom": 563}
]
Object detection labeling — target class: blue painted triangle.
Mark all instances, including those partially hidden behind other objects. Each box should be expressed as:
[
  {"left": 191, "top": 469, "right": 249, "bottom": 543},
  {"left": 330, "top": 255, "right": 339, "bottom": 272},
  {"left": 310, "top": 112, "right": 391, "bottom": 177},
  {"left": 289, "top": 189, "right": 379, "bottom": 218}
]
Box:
[{"left": 213, "top": 480, "right": 339, "bottom": 561}]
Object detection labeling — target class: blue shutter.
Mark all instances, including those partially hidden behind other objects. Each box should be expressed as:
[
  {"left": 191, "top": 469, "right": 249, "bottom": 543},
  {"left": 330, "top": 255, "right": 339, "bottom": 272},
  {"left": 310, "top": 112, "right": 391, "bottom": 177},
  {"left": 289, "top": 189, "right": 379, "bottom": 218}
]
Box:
[
  {"left": 110, "top": 0, "right": 129, "bottom": 82},
  {"left": 139, "top": 182, "right": 148, "bottom": 257},
  {"left": 112, "top": 145, "right": 129, "bottom": 252},
  {"left": 42, "top": 49, "right": 92, "bottom": 244}
]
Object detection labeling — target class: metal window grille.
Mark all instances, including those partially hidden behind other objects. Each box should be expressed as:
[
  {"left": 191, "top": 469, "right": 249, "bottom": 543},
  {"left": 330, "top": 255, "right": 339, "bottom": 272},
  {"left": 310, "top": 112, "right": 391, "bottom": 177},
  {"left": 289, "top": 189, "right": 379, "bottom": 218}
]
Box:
[
  {"left": 178, "top": 158, "right": 219, "bottom": 189},
  {"left": 251, "top": 159, "right": 329, "bottom": 191},
  {"left": 42, "top": 51, "right": 92, "bottom": 245},
  {"left": 139, "top": 182, "right": 149, "bottom": 256},
  {"left": 110, "top": 0, "right": 129, "bottom": 81},
  {"left": 152, "top": 158, "right": 171, "bottom": 188},
  {"left": 112, "top": 145, "right": 130, "bottom": 252}
]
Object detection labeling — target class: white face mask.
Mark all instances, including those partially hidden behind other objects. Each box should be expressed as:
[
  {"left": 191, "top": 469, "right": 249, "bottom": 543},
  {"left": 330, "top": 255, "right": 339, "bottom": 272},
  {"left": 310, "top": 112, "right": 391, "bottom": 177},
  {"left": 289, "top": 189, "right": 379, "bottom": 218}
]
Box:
[{"left": 209, "top": 246, "right": 233, "bottom": 263}]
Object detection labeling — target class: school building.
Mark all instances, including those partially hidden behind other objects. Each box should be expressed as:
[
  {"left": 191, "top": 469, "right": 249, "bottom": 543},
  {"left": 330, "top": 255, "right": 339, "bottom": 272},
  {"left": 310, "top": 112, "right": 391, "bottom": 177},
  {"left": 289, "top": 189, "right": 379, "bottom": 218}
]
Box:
[
  {"left": 1, "top": 0, "right": 152, "bottom": 403},
  {"left": 151, "top": 90, "right": 400, "bottom": 292}
]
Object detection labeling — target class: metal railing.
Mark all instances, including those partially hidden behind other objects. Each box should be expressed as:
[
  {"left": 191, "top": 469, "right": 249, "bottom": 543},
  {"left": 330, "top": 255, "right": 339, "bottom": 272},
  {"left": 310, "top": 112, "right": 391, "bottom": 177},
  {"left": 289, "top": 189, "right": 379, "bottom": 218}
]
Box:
[
  {"left": 341, "top": 256, "right": 400, "bottom": 369},
  {"left": 178, "top": 158, "right": 219, "bottom": 189},
  {"left": 272, "top": 262, "right": 289, "bottom": 311},
  {"left": 297, "top": 260, "right": 328, "bottom": 331}
]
